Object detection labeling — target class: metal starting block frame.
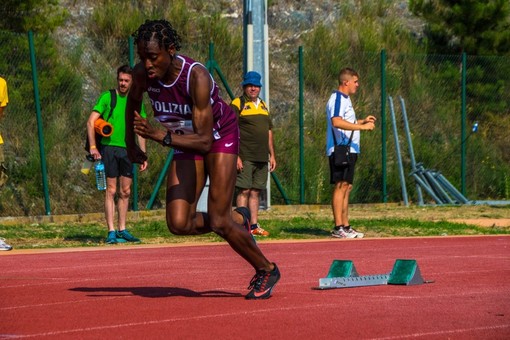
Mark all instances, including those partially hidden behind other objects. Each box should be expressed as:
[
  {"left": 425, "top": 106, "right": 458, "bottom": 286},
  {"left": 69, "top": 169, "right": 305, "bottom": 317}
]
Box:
[
  {"left": 315, "top": 259, "right": 428, "bottom": 290},
  {"left": 319, "top": 274, "right": 391, "bottom": 289}
]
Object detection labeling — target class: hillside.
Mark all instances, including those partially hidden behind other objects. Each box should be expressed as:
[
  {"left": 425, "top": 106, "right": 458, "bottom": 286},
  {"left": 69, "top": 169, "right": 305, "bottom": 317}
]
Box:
[
  {"left": 55, "top": 0, "right": 423, "bottom": 104},
  {"left": 1, "top": 0, "right": 509, "bottom": 218}
]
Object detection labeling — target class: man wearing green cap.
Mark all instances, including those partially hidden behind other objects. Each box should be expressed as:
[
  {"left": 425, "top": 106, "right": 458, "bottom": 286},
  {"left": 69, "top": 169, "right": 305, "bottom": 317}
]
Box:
[{"left": 231, "top": 71, "right": 276, "bottom": 237}]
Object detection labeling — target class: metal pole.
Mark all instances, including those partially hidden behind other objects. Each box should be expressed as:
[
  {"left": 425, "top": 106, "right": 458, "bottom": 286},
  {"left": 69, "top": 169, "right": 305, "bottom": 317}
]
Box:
[
  {"left": 271, "top": 172, "right": 290, "bottom": 205},
  {"left": 380, "top": 49, "right": 387, "bottom": 203},
  {"left": 128, "top": 36, "right": 139, "bottom": 211},
  {"left": 244, "top": 0, "right": 271, "bottom": 209},
  {"left": 28, "top": 31, "right": 51, "bottom": 215},
  {"left": 298, "top": 46, "right": 304, "bottom": 204},
  {"left": 399, "top": 96, "right": 423, "bottom": 205},
  {"left": 423, "top": 170, "right": 452, "bottom": 204},
  {"left": 206, "top": 41, "right": 214, "bottom": 73},
  {"left": 263, "top": 0, "right": 269, "bottom": 106},
  {"left": 460, "top": 52, "right": 467, "bottom": 195},
  {"left": 263, "top": 0, "right": 271, "bottom": 209},
  {"left": 410, "top": 171, "right": 442, "bottom": 204},
  {"left": 245, "top": 0, "right": 254, "bottom": 71},
  {"left": 388, "top": 96, "right": 408, "bottom": 206},
  {"left": 211, "top": 61, "right": 235, "bottom": 100},
  {"left": 146, "top": 149, "right": 173, "bottom": 209},
  {"left": 434, "top": 172, "right": 470, "bottom": 204}
]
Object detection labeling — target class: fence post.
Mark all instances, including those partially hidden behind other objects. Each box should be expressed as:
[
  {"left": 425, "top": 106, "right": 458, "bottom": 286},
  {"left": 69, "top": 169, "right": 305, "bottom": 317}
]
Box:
[
  {"left": 460, "top": 52, "right": 467, "bottom": 196},
  {"left": 380, "top": 49, "right": 387, "bottom": 203},
  {"left": 28, "top": 31, "right": 51, "bottom": 215},
  {"left": 128, "top": 36, "right": 140, "bottom": 211},
  {"left": 298, "top": 46, "right": 304, "bottom": 204},
  {"left": 206, "top": 41, "right": 214, "bottom": 73},
  {"left": 146, "top": 149, "right": 174, "bottom": 210}
]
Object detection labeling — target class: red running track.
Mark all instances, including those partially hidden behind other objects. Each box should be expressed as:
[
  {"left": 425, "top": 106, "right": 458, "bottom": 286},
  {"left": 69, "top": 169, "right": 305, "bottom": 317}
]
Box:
[{"left": 1, "top": 236, "right": 509, "bottom": 339}]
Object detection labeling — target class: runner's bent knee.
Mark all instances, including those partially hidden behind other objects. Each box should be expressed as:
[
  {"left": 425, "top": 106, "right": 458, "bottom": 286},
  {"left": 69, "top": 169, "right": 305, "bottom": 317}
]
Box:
[{"left": 166, "top": 214, "right": 194, "bottom": 235}]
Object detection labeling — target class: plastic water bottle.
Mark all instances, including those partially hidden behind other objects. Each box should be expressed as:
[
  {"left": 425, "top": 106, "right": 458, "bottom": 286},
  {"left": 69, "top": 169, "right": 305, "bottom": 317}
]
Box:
[
  {"left": 94, "top": 160, "right": 106, "bottom": 191},
  {"left": 472, "top": 121, "right": 479, "bottom": 133}
]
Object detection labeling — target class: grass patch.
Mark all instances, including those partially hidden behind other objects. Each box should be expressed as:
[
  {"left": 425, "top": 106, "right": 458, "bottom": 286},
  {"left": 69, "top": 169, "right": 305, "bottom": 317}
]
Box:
[{"left": 1, "top": 215, "right": 508, "bottom": 250}]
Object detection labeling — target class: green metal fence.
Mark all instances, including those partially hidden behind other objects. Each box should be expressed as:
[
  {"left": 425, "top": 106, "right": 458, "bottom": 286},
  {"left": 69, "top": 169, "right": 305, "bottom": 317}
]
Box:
[{"left": 0, "top": 30, "right": 508, "bottom": 217}]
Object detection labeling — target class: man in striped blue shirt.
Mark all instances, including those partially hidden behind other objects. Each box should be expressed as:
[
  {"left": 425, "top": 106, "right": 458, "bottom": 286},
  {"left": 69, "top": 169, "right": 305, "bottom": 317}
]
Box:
[{"left": 326, "top": 68, "right": 376, "bottom": 238}]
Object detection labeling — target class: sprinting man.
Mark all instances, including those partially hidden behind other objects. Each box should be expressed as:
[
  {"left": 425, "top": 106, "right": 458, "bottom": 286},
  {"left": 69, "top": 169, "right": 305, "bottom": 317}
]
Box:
[{"left": 125, "top": 19, "right": 280, "bottom": 299}]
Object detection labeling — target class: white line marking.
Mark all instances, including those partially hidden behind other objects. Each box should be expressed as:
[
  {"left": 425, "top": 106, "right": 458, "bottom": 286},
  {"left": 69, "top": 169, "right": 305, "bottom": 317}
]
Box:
[{"left": 369, "top": 324, "right": 510, "bottom": 339}]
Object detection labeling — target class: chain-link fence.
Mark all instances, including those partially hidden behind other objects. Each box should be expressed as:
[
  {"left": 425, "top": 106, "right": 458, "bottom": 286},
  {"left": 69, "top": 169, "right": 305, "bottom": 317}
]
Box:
[
  {"left": 381, "top": 53, "right": 510, "bottom": 205},
  {"left": 0, "top": 30, "right": 509, "bottom": 217},
  {"left": 272, "top": 46, "right": 510, "bottom": 206}
]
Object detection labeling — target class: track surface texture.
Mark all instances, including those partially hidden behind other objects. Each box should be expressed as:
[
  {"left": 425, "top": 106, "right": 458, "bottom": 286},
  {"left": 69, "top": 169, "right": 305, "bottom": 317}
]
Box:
[{"left": 1, "top": 236, "right": 509, "bottom": 339}]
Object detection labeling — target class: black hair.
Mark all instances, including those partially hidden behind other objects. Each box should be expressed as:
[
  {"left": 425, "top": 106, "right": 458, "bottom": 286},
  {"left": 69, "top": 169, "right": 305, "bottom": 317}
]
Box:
[
  {"left": 132, "top": 19, "right": 182, "bottom": 51},
  {"left": 117, "top": 64, "right": 132, "bottom": 77}
]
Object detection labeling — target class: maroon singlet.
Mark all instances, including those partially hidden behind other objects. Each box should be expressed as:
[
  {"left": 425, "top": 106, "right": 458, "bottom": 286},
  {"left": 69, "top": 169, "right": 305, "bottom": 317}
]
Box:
[{"left": 146, "top": 55, "right": 238, "bottom": 159}]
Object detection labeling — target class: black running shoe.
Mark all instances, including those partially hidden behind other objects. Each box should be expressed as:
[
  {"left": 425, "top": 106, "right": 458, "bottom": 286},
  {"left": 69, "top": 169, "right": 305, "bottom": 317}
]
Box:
[
  {"left": 245, "top": 263, "right": 281, "bottom": 300},
  {"left": 234, "top": 207, "right": 251, "bottom": 232}
]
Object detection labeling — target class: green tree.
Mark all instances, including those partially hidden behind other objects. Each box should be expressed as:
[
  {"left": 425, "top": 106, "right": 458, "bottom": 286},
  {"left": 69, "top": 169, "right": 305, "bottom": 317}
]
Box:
[
  {"left": 0, "top": 0, "right": 67, "bottom": 33},
  {"left": 410, "top": 0, "right": 510, "bottom": 55}
]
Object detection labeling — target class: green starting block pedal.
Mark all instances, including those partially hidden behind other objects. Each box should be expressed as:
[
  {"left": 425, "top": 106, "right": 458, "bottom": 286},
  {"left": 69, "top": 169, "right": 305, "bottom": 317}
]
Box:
[
  {"left": 387, "top": 259, "right": 426, "bottom": 285},
  {"left": 315, "top": 259, "right": 430, "bottom": 290},
  {"left": 326, "top": 259, "right": 359, "bottom": 278}
]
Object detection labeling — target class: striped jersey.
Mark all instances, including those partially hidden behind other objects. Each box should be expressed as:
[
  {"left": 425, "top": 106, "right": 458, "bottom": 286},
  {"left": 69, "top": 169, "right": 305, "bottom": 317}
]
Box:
[{"left": 325, "top": 91, "right": 360, "bottom": 156}]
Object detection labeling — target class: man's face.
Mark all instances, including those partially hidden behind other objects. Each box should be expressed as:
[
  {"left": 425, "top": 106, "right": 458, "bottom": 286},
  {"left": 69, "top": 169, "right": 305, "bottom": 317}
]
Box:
[
  {"left": 343, "top": 76, "right": 359, "bottom": 95},
  {"left": 137, "top": 38, "right": 173, "bottom": 80},
  {"left": 117, "top": 72, "right": 132, "bottom": 95},
  {"left": 244, "top": 84, "right": 261, "bottom": 101}
]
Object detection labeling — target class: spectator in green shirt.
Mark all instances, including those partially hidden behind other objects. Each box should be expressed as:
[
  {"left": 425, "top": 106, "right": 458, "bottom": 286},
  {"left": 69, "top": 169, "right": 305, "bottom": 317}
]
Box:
[{"left": 87, "top": 65, "right": 147, "bottom": 244}]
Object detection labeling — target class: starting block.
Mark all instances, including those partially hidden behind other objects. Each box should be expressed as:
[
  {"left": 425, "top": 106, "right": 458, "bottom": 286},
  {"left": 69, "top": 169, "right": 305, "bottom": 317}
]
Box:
[
  {"left": 315, "top": 259, "right": 428, "bottom": 289},
  {"left": 387, "top": 259, "right": 426, "bottom": 285}
]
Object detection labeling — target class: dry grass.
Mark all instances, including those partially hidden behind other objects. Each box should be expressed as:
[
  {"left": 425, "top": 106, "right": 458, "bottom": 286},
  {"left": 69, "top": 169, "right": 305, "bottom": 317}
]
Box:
[
  {"left": 1, "top": 203, "right": 509, "bottom": 250},
  {"left": 262, "top": 203, "right": 510, "bottom": 226}
]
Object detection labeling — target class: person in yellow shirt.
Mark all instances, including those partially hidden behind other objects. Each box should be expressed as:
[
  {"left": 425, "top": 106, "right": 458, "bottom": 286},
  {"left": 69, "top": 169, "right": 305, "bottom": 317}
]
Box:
[
  {"left": 0, "top": 76, "right": 9, "bottom": 188},
  {"left": 231, "top": 71, "right": 276, "bottom": 237},
  {"left": 0, "top": 76, "right": 12, "bottom": 251}
]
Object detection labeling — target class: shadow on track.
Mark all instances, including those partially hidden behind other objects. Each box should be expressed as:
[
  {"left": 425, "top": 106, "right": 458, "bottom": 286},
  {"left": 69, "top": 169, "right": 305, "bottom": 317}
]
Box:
[{"left": 69, "top": 286, "right": 243, "bottom": 298}]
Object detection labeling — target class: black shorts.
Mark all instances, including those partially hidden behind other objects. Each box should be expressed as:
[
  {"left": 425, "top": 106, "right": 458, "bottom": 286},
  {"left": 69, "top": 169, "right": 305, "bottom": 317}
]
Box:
[
  {"left": 329, "top": 153, "right": 358, "bottom": 184},
  {"left": 101, "top": 145, "right": 134, "bottom": 178}
]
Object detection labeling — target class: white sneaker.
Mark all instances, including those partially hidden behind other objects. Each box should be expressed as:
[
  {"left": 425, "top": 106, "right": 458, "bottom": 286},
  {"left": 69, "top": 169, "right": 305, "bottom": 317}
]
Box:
[
  {"left": 344, "top": 227, "right": 364, "bottom": 239},
  {"left": 331, "top": 228, "right": 347, "bottom": 238},
  {"left": 0, "top": 238, "right": 13, "bottom": 251}
]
